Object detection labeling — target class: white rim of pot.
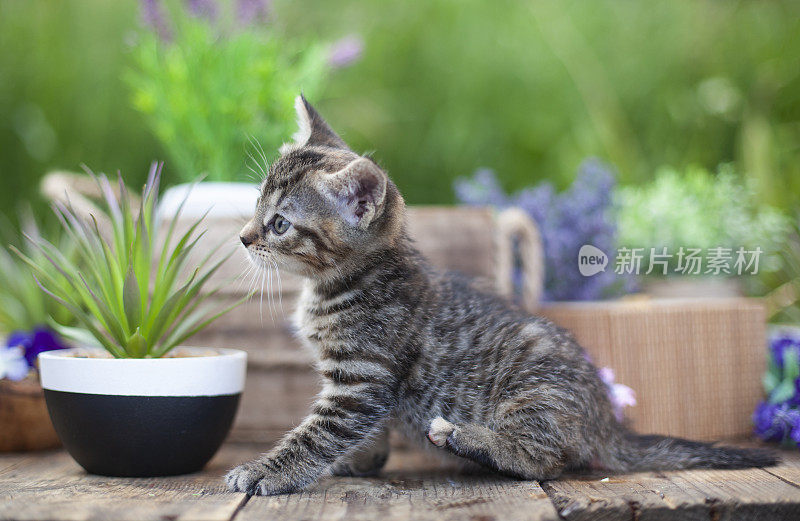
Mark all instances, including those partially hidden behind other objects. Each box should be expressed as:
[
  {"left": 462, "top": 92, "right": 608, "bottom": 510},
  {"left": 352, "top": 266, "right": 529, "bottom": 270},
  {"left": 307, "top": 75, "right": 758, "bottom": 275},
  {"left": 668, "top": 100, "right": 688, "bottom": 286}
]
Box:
[
  {"left": 158, "top": 182, "right": 259, "bottom": 220},
  {"left": 38, "top": 347, "right": 247, "bottom": 397}
]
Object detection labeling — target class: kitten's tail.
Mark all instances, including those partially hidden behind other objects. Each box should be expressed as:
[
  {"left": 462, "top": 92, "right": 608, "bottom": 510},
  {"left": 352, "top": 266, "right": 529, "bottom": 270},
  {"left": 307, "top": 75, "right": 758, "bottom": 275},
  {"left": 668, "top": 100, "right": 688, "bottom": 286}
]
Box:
[{"left": 605, "top": 431, "right": 779, "bottom": 472}]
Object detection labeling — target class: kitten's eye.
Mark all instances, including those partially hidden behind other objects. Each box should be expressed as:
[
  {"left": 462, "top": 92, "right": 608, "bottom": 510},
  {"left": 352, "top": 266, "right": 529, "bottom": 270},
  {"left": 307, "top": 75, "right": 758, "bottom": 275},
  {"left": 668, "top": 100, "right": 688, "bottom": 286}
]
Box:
[{"left": 271, "top": 214, "right": 291, "bottom": 235}]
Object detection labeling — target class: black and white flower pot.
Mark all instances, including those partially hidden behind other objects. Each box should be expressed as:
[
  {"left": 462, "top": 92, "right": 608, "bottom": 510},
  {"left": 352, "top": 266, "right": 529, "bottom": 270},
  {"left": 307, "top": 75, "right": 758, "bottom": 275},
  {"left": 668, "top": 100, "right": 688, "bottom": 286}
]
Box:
[{"left": 38, "top": 348, "right": 246, "bottom": 477}]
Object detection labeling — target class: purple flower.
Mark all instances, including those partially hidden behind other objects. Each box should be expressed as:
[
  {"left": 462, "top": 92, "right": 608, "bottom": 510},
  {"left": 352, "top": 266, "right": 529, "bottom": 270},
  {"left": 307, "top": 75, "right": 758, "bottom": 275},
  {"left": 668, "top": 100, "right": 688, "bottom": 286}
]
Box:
[
  {"left": 455, "top": 159, "right": 630, "bottom": 301},
  {"left": 0, "top": 346, "right": 28, "bottom": 381},
  {"left": 237, "top": 0, "right": 271, "bottom": 26},
  {"left": 792, "top": 379, "right": 800, "bottom": 407},
  {"left": 328, "top": 35, "right": 364, "bottom": 68},
  {"left": 6, "top": 327, "right": 69, "bottom": 368},
  {"left": 770, "top": 331, "right": 800, "bottom": 370},
  {"left": 753, "top": 402, "right": 783, "bottom": 442},
  {"left": 185, "top": 0, "right": 218, "bottom": 22},
  {"left": 454, "top": 168, "right": 510, "bottom": 208},
  {"left": 598, "top": 367, "right": 636, "bottom": 422},
  {"left": 753, "top": 401, "right": 800, "bottom": 444},
  {"left": 140, "top": 0, "right": 172, "bottom": 41}
]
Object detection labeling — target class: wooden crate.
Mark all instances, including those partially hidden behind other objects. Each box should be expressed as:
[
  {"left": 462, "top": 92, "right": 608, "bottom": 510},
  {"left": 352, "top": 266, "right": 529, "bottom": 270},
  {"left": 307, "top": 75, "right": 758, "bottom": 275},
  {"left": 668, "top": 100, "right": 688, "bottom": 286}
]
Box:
[{"left": 0, "top": 378, "right": 60, "bottom": 452}]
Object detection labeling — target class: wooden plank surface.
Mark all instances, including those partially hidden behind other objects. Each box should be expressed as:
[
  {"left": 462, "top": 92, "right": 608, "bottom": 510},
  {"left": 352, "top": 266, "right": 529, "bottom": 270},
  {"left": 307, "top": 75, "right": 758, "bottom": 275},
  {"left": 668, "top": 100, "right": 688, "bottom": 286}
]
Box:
[
  {"left": 2, "top": 443, "right": 800, "bottom": 521},
  {"left": 235, "top": 449, "right": 560, "bottom": 521},
  {"left": 543, "top": 465, "right": 800, "bottom": 521},
  {"left": 0, "top": 444, "right": 250, "bottom": 521}
]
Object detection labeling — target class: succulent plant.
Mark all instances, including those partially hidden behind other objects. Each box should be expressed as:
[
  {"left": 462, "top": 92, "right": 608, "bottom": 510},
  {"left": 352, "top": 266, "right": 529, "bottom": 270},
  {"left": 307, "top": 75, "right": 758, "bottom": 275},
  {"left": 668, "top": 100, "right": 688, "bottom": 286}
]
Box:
[{"left": 15, "top": 163, "right": 245, "bottom": 358}]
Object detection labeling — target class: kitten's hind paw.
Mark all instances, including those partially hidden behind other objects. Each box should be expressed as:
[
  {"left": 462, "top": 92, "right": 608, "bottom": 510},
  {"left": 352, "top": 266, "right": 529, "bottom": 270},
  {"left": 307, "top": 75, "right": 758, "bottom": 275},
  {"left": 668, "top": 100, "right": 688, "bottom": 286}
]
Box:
[{"left": 427, "top": 417, "right": 456, "bottom": 447}]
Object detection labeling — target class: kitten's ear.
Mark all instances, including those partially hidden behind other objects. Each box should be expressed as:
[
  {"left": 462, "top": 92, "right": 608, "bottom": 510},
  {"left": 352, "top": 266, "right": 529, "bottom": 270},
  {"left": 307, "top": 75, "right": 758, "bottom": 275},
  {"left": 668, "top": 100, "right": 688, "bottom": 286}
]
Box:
[
  {"left": 320, "top": 157, "right": 388, "bottom": 229},
  {"left": 283, "top": 95, "right": 348, "bottom": 152}
]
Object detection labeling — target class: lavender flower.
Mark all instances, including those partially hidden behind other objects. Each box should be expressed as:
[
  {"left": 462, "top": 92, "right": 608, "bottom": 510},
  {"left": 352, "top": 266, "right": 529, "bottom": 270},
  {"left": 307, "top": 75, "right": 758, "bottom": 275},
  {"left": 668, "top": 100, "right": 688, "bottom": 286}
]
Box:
[
  {"left": 753, "top": 401, "right": 800, "bottom": 444},
  {"left": 185, "top": 0, "right": 218, "bottom": 22},
  {"left": 328, "top": 35, "right": 364, "bottom": 68},
  {"left": 237, "top": 0, "right": 271, "bottom": 26},
  {"left": 454, "top": 168, "right": 510, "bottom": 208},
  {"left": 455, "top": 159, "right": 629, "bottom": 301},
  {"left": 598, "top": 367, "right": 636, "bottom": 421},
  {"left": 753, "top": 402, "right": 782, "bottom": 442},
  {"left": 770, "top": 331, "right": 800, "bottom": 370},
  {"left": 0, "top": 345, "right": 28, "bottom": 381},
  {"left": 140, "top": 0, "right": 172, "bottom": 41},
  {"left": 792, "top": 418, "right": 800, "bottom": 445},
  {"left": 754, "top": 330, "right": 800, "bottom": 447}
]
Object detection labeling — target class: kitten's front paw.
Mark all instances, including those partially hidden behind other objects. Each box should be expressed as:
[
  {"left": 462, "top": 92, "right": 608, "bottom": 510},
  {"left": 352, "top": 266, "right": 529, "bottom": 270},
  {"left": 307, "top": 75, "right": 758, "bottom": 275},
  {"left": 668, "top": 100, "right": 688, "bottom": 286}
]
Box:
[
  {"left": 427, "top": 417, "right": 456, "bottom": 447},
  {"left": 225, "top": 460, "right": 302, "bottom": 496}
]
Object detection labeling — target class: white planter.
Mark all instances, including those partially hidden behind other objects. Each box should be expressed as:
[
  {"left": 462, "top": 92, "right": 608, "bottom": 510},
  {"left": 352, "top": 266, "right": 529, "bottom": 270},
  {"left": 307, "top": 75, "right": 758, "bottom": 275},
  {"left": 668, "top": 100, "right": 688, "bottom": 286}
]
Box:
[
  {"left": 158, "top": 182, "right": 259, "bottom": 220},
  {"left": 38, "top": 347, "right": 247, "bottom": 477}
]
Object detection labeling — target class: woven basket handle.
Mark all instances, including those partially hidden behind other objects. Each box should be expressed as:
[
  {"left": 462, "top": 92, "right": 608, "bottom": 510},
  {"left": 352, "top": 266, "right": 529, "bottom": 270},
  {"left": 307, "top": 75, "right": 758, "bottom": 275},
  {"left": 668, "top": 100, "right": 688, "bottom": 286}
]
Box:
[
  {"left": 39, "top": 171, "right": 139, "bottom": 226},
  {"left": 495, "top": 208, "right": 545, "bottom": 311}
]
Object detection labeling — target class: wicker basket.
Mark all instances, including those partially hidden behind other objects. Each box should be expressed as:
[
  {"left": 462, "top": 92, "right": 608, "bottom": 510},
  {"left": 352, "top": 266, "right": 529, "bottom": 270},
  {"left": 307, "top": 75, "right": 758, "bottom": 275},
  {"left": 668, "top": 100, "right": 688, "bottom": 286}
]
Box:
[
  {"left": 0, "top": 378, "right": 60, "bottom": 452},
  {"left": 539, "top": 298, "right": 765, "bottom": 440}
]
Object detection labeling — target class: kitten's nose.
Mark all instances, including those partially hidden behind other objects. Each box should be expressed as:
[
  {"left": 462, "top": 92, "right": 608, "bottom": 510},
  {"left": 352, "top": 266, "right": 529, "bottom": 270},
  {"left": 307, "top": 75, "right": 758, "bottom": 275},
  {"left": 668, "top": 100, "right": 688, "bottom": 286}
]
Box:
[{"left": 239, "top": 221, "right": 259, "bottom": 248}]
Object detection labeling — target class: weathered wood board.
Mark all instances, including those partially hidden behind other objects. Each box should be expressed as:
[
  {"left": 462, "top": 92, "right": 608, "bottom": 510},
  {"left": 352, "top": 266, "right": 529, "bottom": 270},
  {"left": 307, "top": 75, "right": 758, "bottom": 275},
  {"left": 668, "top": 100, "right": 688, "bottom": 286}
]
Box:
[
  {"left": 2, "top": 443, "right": 800, "bottom": 521},
  {"left": 0, "top": 445, "right": 250, "bottom": 521},
  {"left": 236, "top": 448, "right": 560, "bottom": 521}
]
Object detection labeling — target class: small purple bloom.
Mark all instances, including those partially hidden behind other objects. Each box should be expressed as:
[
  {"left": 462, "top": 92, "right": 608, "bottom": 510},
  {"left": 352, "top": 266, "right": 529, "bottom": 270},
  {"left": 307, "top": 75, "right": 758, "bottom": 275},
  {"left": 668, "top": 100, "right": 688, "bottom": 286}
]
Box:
[
  {"left": 792, "top": 379, "right": 800, "bottom": 406},
  {"left": 328, "top": 35, "right": 364, "bottom": 68},
  {"left": 6, "top": 327, "right": 69, "bottom": 368},
  {"left": 454, "top": 168, "right": 510, "bottom": 208},
  {"left": 140, "top": 0, "right": 172, "bottom": 41},
  {"left": 598, "top": 367, "right": 636, "bottom": 422},
  {"left": 185, "top": 0, "right": 218, "bottom": 22},
  {"left": 770, "top": 331, "right": 800, "bottom": 370},
  {"left": 753, "top": 402, "right": 784, "bottom": 442},
  {"left": 753, "top": 401, "right": 800, "bottom": 445},
  {"left": 237, "top": 0, "right": 271, "bottom": 26}
]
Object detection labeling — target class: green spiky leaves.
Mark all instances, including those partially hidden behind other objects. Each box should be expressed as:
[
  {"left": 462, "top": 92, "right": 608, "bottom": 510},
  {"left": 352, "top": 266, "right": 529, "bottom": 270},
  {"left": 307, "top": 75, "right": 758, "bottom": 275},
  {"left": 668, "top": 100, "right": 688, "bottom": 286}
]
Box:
[{"left": 15, "top": 163, "right": 246, "bottom": 358}]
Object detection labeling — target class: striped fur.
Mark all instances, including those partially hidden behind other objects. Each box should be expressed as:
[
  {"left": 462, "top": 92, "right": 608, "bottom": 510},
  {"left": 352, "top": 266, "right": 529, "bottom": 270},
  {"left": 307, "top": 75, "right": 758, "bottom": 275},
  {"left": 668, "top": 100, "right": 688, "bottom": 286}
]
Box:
[{"left": 226, "top": 96, "right": 777, "bottom": 496}]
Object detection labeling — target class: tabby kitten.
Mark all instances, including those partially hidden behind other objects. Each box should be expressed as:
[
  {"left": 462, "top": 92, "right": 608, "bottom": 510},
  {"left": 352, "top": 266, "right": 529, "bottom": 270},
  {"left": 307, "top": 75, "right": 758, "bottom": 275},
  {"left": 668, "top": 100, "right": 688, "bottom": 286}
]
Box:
[{"left": 226, "top": 96, "right": 777, "bottom": 496}]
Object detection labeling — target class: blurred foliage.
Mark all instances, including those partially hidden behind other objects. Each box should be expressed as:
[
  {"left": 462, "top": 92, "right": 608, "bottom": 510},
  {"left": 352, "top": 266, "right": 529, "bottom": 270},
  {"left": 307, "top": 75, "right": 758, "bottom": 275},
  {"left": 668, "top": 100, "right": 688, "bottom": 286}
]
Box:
[
  {"left": 0, "top": 0, "right": 159, "bottom": 219},
  {"left": 0, "top": 213, "right": 75, "bottom": 333},
  {"left": 276, "top": 0, "right": 800, "bottom": 208},
  {"left": 1, "top": 0, "right": 799, "bottom": 215},
  {"left": 127, "top": 0, "right": 330, "bottom": 182},
  {"left": 616, "top": 165, "right": 789, "bottom": 287},
  {"left": 762, "top": 217, "right": 800, "bottom": 324}
]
